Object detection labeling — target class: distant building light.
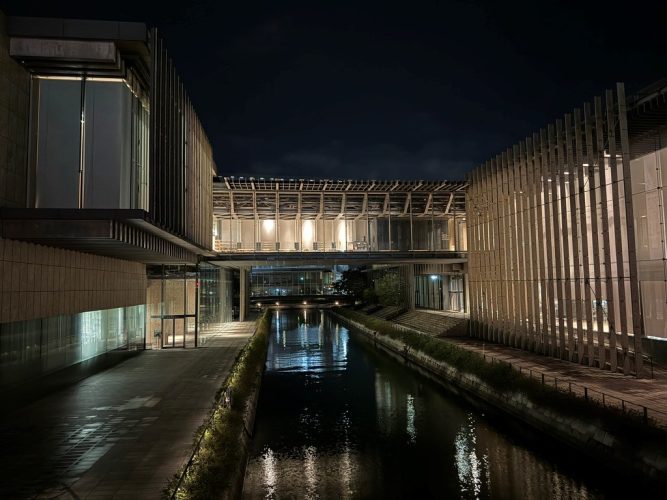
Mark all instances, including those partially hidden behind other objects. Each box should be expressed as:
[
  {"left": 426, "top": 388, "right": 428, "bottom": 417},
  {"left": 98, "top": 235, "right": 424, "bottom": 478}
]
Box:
[
  {"left": 275, "top": 301, "right": 280, "bottom": 306},
  {"left": 303, "top": 301, "right": 308, "bottom": 305},
  {"left": 334, "top": 301, "right": 340, "bottom": 306}
]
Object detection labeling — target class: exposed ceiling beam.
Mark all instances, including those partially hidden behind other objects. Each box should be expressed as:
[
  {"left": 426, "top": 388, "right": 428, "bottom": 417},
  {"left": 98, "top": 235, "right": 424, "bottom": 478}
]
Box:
[{"left": 445, "top": 193, "right": 454, "bottom": 214}]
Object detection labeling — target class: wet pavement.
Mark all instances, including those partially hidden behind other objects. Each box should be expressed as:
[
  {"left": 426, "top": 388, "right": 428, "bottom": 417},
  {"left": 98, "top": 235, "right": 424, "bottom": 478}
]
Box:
[{"left": 0, "top": 322, "right": 255, "bottom": 499}]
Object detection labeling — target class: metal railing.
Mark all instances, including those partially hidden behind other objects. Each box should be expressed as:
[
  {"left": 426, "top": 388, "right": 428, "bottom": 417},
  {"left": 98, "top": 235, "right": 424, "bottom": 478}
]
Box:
[{"left": 481, "top": 351, "right": 667, "bottom": 429}]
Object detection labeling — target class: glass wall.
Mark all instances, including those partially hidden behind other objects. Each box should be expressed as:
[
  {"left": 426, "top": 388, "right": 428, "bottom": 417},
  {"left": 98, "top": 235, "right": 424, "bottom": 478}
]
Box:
[
  {"left": 32, "top": 75, "right": 149, "bottom": 210},
  {"left": 0, "top": 304, "right": 145, "bottom": 390},
  {"left": 250, "top": 267, "right": 335, "bottom": 297},
  {"left": 415, "top": 274, "right": 466, "bottom": 312},
  {"left": 416, "top": 275, "right": 443, "bottom": 310},
  {"left": 199, "top": 263, "right": 234, "bottom": 326},
  {"left": 146, "top": 265, "right": 198, "bottom": 349},
  {"left": 214, "top": 214, "right": 467, "bottom": 253}
]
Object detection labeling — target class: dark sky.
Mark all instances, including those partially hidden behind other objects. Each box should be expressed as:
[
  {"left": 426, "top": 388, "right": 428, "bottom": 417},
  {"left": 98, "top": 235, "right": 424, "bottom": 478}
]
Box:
[{"left": 4, "top": 1, "right": 666, "bottom": 180}]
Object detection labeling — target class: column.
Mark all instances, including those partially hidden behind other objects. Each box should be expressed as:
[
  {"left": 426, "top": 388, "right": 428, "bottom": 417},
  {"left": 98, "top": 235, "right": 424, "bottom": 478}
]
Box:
[
  {"left": 407, "top": 264, "right": 416, "bottom": 310},
  {"left": 239, "top": 266, "right": 250, "bottom": 322}
]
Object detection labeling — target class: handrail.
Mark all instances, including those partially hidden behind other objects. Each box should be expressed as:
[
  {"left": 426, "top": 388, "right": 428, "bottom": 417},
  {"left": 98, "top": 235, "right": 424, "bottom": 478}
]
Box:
[{"left": 481, "top": 350, "right": 667, "bottom": 429}]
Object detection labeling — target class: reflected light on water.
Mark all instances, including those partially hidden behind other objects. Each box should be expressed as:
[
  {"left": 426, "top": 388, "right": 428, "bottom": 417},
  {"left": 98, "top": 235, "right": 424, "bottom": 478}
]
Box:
[
  {"left": 406, "top": 394, "right": 416, "bottom": 443},
  {"left": 303, "top": 446, "right": 318, "bottom": 499},
  {"left": 245, "top": 311, "right": 611, "bottom": 499},
  {"left": 260, "top": 448, "right": 277, "bottom": 498},
  {"left": 339, "top": 444, "right": 354, "bottom": 499},
  {"left": 454, "top": 415, "right": 487, "bottom": 498}
]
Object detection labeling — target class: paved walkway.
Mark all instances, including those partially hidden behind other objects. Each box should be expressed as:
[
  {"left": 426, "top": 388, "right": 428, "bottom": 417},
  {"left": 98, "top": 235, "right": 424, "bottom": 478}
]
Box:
[
  {"left": 0, "top": 321, "right": 256, "bottom": 499},
  {"left": 391, "top": 310, "right": 667, "bottom": 426},
  {"left": 443, "top": 336, "right": 667, "bottom": 427}
]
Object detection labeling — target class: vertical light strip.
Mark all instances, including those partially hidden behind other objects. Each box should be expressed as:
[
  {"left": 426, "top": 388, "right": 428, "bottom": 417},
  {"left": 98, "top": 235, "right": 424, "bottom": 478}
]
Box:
[{"left": 78, "top": 76, "right": 86, "bottom": 208}]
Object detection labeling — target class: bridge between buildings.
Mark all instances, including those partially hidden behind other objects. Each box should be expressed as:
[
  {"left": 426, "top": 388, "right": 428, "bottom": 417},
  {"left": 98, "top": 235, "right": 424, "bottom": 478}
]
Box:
[{"left": 209, "top": 176, "right": 469, "bottom": 320}]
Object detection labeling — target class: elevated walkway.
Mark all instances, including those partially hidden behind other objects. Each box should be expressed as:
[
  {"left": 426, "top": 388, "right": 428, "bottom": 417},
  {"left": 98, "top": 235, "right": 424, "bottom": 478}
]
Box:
[{"left": 207, "top": 249, "right": 466, "bottom": 267}]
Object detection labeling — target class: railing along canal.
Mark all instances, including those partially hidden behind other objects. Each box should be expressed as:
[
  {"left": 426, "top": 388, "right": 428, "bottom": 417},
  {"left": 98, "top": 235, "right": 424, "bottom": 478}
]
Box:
[{"left": 481, "top": 351, "right": 667, "bottom": 429}]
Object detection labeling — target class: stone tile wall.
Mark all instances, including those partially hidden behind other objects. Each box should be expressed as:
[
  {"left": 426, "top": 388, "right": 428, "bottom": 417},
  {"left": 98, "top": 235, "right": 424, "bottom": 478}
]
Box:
[{"left": 0, "top": 237, "right": 147, "bottom": 323}]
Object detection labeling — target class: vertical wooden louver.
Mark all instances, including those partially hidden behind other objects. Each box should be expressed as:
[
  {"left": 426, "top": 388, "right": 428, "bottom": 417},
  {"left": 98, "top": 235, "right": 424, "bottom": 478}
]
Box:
[
  {"left": 149, "top": 29, "right": 213, "bottom": 251},
  {"left": 467, "top": 84, "right": 643, "bottom": 375}
]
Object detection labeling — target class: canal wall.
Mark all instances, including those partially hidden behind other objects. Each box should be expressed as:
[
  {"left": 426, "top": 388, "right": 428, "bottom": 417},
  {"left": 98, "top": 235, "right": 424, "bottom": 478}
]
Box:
[
  {"left": 227, "top": 368, "right": 264, "bottom": 500},
  {"left": 329, "top": 310, "right": 667, "bottom": 484}
]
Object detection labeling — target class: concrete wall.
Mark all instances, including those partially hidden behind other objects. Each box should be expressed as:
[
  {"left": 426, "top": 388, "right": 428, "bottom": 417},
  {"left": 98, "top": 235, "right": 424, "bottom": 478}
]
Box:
[
  {"left": 0, "top": 237, "right": 146, "bottom": 324},
  {"left": 0, "top": 10, "right": 30, "bottom": 208}
]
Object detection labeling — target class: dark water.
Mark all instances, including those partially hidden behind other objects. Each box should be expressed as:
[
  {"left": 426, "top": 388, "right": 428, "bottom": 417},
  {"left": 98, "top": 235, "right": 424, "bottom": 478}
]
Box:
[{"left": 243, "top": 310, "right": 610, "bottom": 499}]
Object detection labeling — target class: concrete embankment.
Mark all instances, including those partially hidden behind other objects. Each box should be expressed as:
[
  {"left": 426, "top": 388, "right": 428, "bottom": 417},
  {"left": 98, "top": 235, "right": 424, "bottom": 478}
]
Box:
[
  {"left": 329, "top": 310, "right": 667, "bottom": 484},
  {"left": 225, "top": 368, "right": 265, "bottom": 500}
]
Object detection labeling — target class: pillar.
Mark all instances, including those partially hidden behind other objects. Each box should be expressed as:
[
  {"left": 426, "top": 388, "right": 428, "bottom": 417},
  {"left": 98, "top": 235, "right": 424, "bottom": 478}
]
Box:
[
  {"left": 463, "top": 270, "right": 470, "bottom": 315},
  {"left": 407, "top": 264, "right": 416, "bottom": 310},
  {"left": 239, "top": 266, "right": 249, "bottom": 322}
]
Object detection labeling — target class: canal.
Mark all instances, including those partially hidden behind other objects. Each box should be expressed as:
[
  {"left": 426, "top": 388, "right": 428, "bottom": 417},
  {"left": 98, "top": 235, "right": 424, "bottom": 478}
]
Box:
[{"left": 243, "top": 310, "right": 614, "bottom": 499}]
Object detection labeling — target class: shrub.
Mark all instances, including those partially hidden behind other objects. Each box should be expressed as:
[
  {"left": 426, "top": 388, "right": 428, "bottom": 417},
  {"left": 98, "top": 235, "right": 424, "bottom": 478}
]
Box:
[
  {"left": 333, "top": 307, "right": 667, "bottom": 441},
  {"left": 165, "top": 310, "right": 271, "bottom": 499}
]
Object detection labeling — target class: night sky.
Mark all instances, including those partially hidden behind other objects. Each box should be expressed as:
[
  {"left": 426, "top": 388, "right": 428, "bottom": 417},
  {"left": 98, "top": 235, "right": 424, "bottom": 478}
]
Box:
[{"left": 4, "top": 1, "right": 666, "bottom": 180}]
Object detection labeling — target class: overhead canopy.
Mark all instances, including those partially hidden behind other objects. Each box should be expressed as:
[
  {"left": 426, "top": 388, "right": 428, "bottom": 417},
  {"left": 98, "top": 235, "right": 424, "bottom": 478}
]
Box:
[{"left": 213, "top": 176, "right": 468, "bottom": 220}]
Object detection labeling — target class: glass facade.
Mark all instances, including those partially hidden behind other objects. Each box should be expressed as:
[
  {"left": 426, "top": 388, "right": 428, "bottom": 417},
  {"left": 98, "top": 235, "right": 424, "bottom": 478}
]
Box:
[
  {"left": 0, "top": 304, "right": 145, "bottom": 389},
  {"left": 31, "top": 75, "right": 150, "bottom": 210},
  {"left": 250, "top": 267, "right": 336, "bottom": 297},
  {"left": 199, "top": 263, "right": 234, "bottom": 326},
  {"left": 213, "top": 181, "right": 467, "bottom": 254},
  {"left": 415, "top": 274, "right": 466, "bottom": 312},
  {"left": 146, "top": 266, "right": 197, "bottom": 349}
]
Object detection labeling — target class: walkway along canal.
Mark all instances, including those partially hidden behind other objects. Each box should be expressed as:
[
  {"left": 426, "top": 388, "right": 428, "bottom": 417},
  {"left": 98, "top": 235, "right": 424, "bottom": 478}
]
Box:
[{"left": 242, "top": 309, "right": 643, "bottom": 498}]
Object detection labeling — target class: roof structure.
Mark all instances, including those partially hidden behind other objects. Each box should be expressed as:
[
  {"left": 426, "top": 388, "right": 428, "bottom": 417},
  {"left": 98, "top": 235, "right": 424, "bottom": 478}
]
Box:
[{"left": 213, "top": 176, "right": 468, "bottom": 220}]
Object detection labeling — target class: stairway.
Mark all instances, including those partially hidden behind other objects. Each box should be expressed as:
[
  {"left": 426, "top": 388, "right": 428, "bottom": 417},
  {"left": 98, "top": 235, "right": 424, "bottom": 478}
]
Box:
[{"left": 393, "top": 310, "right": 468, "bottom": 337}]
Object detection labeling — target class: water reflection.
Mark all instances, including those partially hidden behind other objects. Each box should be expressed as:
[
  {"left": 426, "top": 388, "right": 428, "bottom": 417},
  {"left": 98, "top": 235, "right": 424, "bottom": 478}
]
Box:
[
  {"left": 454, "top": 415, "right": 486, "bottom": 498},
  {"left": 244, "top": 311, "right": 607, "bottom": 499}
]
